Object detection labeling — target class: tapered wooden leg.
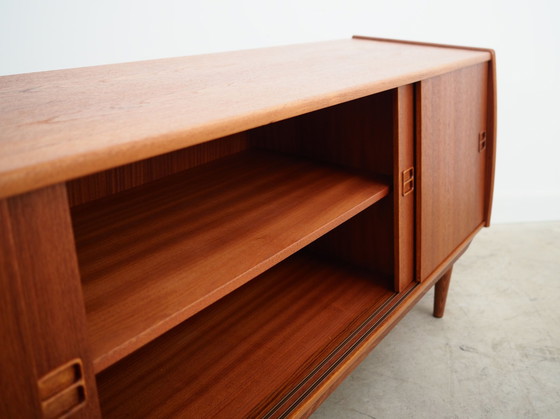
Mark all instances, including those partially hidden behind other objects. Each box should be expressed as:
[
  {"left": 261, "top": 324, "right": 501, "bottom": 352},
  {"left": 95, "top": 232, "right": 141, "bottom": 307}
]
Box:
[{"left": 433, "top": 266, "right": 453, "bottom": 318}]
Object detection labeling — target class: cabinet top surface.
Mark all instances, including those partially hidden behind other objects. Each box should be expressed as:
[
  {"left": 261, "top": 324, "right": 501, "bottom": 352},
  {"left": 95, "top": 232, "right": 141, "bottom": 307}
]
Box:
[{"left": 0, "top": 37, "right": 491, "bottom": 199}]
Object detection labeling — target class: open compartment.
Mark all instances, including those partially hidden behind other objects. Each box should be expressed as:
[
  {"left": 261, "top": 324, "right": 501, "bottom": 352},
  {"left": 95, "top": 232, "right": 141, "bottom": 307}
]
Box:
[
  {"left": 249, "top": 89, "right": 397, "bottom": 283},
  {"left": 95, "top": 250, "right": 398, "bottom": 418},
  {"left": 67, "top": 89, "right": 398, "bottom": 386}
]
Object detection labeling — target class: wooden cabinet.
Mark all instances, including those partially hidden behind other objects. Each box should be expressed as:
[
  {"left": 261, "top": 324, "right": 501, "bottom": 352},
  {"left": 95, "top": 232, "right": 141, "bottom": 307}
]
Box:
[{"left": 0, "top": 36, "right": 496, "bottom": 418}]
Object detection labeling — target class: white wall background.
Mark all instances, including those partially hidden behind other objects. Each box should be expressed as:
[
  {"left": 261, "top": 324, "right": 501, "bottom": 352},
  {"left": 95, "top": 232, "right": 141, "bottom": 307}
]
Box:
[{"left": 1, "top": 0, "right": 559, "bottom": 223}]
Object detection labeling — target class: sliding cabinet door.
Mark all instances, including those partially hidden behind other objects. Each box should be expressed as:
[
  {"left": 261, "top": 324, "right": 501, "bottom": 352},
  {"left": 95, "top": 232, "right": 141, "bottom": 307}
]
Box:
[{"left": 416, "top": 63, "right": 489, "bottom": 281}]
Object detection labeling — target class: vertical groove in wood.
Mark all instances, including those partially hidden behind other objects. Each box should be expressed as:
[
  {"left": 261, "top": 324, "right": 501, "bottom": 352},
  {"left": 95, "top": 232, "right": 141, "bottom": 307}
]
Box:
[
  {"left": 433, "top": 267, "right": 453, "bottom": 318},
  {"left": 2, "top": 185, "right": 101, "bottom": 418},
  {"left": 67, "top": 132, "right": 249, "bottom": 206}
]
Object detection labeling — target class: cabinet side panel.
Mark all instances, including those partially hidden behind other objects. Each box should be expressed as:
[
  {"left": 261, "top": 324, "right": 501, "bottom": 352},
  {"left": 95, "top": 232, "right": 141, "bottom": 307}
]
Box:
[
  {"left": 484, "top": 52, "right": 497, "bottom": 226},
  {"left": 3, "top": 185, "right": 100, "bottom": 418},
  {"left": 417, "top": 63, "right": 488, "bottom": 281},
  {"left": 0, "top": 201, "right": 42, "bottom": 418}
]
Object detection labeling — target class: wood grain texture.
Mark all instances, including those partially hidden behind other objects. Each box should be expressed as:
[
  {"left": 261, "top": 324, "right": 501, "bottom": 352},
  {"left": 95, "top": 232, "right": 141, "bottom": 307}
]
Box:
[
  {"left": 251, "top": 91, "right": 395, "bottom": 177},
  {"left": 0, "top": 200, "right": 42, "bottom": 418},
  {"left": 312, "top": 199, "right": 394, "bottom": 279},
  {"left": 96, "top": 253, "right": 395, "bottom": 418},
  {"left": 434, "top": 266, "right": 453, "bottom": 318},
  {"left": 291, "top": 227, "right": 481, "bottom": 418},
  {"left": 0, "top": 38, "right": 490, "bottom": 199},
  {"left": 393, "top": 85, "right": 415, "bottom": 291},
  {"left": 0, "top": 185, "right": 100, "bottom": 418},
  {"left": 416, "top": 63, "right": 488, "bottom": 281},
  {"left": 72, "top": 150, "right": 390, "bottom": 372},
  {"left": 354, "top": 38, "right": 497, "bottom": 218},
  {"left": 67, "top": 132, "right": 248, "bottom": 206},
  {"left": 0, "top": 37, "right": 497, "bottom": 418},
  {"left": 252, "top": 91, "right": 396, "bottom": 280}
]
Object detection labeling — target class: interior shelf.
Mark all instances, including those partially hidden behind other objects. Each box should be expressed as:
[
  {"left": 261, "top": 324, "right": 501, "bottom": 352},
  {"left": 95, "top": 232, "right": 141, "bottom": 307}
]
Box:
[
  {"left": 96, "top": 252, "right": 396, "bottom": 418},
  {"left": 71, "top": 149, "right": 390, "bottom": 372}
]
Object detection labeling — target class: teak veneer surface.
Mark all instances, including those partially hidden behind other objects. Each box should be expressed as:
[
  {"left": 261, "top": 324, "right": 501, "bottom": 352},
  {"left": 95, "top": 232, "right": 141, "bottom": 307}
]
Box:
[
  {"left": 0, "top": 39, "right": 490, "bottom": 199},
  {"left": 97, "top": 253, "right": 395, "bottom": 418},
  {"left": 0, "top": 36, "right": 496, "bottom": 418},
  {"left": 0, "top": 185, "right": 100, "bottom": 417},
  {"left": 72, "top": 150, "right": 389, "bottom": 372},
  {"left": 417, "top": 63, "right": 488, "bottom": 280}
]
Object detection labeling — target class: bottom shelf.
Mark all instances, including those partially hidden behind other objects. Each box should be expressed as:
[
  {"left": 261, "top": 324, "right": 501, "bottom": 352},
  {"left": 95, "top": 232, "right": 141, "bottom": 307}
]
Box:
[{"left": 96, "top": 253, "right": 397, "bottom": 418}]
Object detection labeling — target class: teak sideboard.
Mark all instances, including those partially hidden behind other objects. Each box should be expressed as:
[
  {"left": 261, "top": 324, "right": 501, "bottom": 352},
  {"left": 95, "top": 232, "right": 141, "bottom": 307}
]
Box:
[{"left": 0, "top": 36, "right": 496, "bottom": 418}]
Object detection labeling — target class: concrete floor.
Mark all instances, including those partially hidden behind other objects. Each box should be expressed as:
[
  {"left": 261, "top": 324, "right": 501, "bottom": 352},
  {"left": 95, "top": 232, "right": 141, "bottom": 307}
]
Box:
[{"left": 312, "top": 221, "right": 560, "bottom": 419}]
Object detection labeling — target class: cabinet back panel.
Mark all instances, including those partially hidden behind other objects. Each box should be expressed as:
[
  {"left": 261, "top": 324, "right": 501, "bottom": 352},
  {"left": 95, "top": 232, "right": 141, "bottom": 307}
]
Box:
[
  {"left": 248, "top": 91, "right": 394, "bottom": 177},
  {"left": 311, "top": 198, "right": 395, "bottom": 279},
  {"left": 67, "top": 133, "right": 249, "bottom": 206}
]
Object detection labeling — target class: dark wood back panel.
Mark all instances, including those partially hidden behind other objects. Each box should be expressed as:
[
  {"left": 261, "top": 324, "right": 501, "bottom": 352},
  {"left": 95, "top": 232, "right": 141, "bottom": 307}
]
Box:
[
  {"left": 249, "top": 91, "right": 394, "bottom": 176},
  {"left": 67, "top": 133, "right": 248, "bottom": 207}
]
